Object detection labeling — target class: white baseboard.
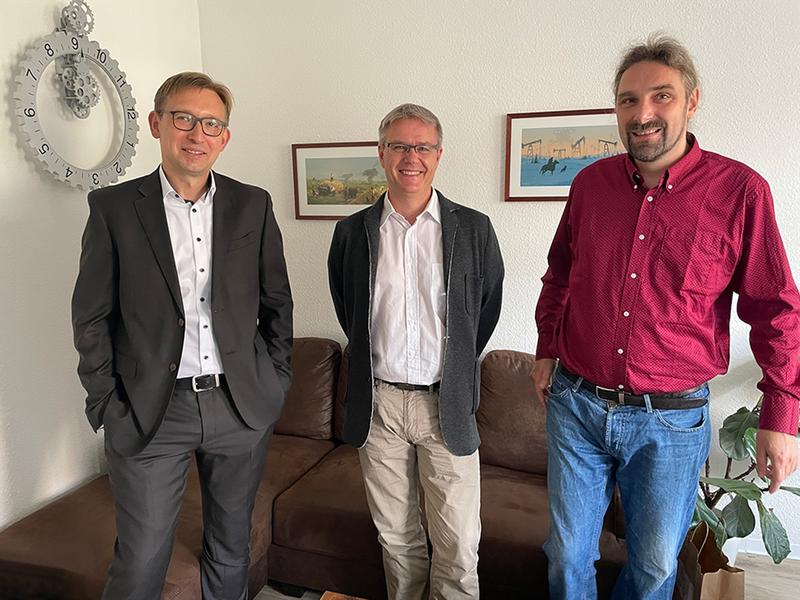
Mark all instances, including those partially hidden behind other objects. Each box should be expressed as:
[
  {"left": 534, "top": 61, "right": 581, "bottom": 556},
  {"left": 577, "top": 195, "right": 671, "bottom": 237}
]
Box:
[{"left": 736, "top": 538, "right": 800, "bottom": 561}]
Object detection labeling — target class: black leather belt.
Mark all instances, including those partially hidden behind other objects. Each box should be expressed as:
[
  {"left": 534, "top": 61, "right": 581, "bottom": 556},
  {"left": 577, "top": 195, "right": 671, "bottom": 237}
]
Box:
[
  {"left": 175, "top": 373, "right": 226, "bottom": 392},
  {"left": 557, "top": 365, "right": 706, "bottom": 409},
  {"left": 375, "top": 379, "right": 440, "bottom": 393}
]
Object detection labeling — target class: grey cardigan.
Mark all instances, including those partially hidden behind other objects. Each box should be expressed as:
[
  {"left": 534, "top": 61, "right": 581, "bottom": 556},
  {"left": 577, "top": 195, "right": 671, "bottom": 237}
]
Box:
[{"left": 328, "top": 192, "right": 504, "bottom": 456}]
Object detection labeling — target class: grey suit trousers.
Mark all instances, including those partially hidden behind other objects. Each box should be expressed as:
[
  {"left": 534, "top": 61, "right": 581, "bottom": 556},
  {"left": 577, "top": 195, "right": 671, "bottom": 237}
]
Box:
[{"left": 102, "top": 383, "right": 271, "bottom": 600}]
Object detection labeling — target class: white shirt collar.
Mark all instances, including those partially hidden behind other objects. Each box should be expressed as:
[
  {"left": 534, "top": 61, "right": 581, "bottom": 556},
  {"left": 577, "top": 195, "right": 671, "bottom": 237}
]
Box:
[
  {"left": 380, "top": 188, "right": 440, "bottom": 228},
  {"left": 158, "top": 166, "right": 216, "bottom": 205}
]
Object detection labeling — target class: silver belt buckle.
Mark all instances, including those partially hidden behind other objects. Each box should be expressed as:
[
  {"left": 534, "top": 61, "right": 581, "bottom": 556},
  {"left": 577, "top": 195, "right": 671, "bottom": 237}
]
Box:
[
  {"left": 192, "top": 373, "right": 219, "bottom": 392},
  {"left": 597, "top": 385, "right": 624, "bottom": 407}
]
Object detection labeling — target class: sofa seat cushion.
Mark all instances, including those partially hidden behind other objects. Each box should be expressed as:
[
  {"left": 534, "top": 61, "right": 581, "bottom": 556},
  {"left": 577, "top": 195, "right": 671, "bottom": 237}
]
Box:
[
  {"left": 479, "top": 463, "right": 627, "bottom": 596},
  {"left": 479, "top": 464, "right": 549, "bottom": 589},
  {"left": 272, "top": 445, "right": 380, "bottom": 565},
  {"left": 0, "top": 475, "right": 201, "bottom": 600},
  {"left": 254, "top": 434, "right": 337, "bottom": 547}
]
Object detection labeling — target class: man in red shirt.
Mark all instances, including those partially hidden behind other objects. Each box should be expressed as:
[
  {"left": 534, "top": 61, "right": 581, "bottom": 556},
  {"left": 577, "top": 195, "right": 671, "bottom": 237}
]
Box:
[{"left": 533, "top": 35, "right": 799, "bottom": 599}]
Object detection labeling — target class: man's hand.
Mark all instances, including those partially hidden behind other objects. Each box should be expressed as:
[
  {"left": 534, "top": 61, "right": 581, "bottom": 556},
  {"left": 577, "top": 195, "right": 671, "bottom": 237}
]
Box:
[
  {"left": 756, "top": 428, "right": 799, "bottom": 493},
  {"left": 531, "top": 358, "right": 556, "bottom": 407}
]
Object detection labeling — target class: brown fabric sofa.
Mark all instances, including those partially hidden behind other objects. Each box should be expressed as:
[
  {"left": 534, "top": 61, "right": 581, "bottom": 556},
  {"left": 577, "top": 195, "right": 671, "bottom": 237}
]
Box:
[{"left": 0, "top": 339, "right": 628, "bottom": 599}]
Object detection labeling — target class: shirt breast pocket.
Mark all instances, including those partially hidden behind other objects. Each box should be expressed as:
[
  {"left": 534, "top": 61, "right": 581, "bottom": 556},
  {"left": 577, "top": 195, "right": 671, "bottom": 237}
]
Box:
[{"left": 657, "top": 228, "right": 734, "bottom": 295}]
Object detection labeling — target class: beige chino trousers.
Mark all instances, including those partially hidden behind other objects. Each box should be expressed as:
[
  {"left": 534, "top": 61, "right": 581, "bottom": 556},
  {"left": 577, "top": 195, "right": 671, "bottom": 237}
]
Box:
[{"left": 358, "top": 380, "right": 481, "bottom": 600}]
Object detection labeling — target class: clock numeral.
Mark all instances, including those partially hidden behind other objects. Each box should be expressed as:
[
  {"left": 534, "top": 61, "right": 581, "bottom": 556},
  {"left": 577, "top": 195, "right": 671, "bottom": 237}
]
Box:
[
  {"left": 44, "top": 43, "right": 54, "bottom": 57},
  {"left": 92, "top": 173, "right": 100, "bottom": 185},
  {"left": 39, "top": 143, "right": 50, "bottom": 155},
  {"left": 116, "top": 75, "right": 126, "bottom": 88},
  {"left": 26, "top": 68, "right": 37, "bottom": 81},
  {"left": 96, "top": 49, "right": 107, "bottom": 64},
  {"left": 126, "top": 110, "right": 136, "bottom": 120},
  {"left": 71, "top": 37, "right": 79, "bottom": 50},
  {"left": 114, "top": 161, "right": 122, "bottom": 174},
  {"left": 66, "top": 167, "right": 73, "bottom": 178},
  {"left": 24, "top": 108, "right": 36, "bottom": 117},
  {"left": 127, "top": 141, "right": 135, "bottom": 147}
]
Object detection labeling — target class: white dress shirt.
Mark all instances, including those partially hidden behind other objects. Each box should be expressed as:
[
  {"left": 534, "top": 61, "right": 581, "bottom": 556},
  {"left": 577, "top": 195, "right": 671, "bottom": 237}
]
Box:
[
  {"left": 371, "top": 190, "right": 446, "bottom": 385},
  {"left": 159, "top": 167, "right": 224, "bottom": 378}
]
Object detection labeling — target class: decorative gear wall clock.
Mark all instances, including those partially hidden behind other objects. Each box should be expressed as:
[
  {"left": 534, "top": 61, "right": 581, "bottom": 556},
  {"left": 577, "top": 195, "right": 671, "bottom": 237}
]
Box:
[{"left": 13, "top": 1, "right": 139, "bottom": 190}]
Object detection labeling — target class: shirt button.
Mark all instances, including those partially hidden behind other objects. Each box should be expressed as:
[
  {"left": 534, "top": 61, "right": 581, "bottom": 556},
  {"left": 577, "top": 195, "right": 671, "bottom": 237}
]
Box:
[
  {"left": 178, "top": 318, "right": 185, "bottom": 327},
  {"left": 199, "top": 268, "right": 205, "bottom": 273},
  {"left": 623, "top": 311, "right": 630, "bottom": 317},
  {"left": 169, "top": 363, "right": 177, "bottom": 372},
  {"left": 618, "top": 384, "right": 624, "bottom": 390},
  {"left": 667, "top": 184, "right": 673, "bottom": 190},
  {"left": 617, "top": 348, "right": 624, "bottom": 354},
  {"left": 630, "top": 273, "right": 637, "bottom": 279},
  {"left": 192, "top": 208, "right": 197, "bottom": 213},
  {"left": 196, "top": 237, "right": 201, "bottom": 242},
  {"left": 204, "top": 355, "right": 209, "bottom": 360},
  {"left": 633, "top": 185, "right": 638, "bottom": 190},
  {"left": 200, "top": 297, "right": 205, "bottom": 302},
  {"left": 647, "top": 196, "right": 653, "bottom": 202},
  {"left": 203, "top": 324, "right": 209, "bottom": 329},
  {"left": 638, "top": 234, "right": 645, "bottom": 240}
]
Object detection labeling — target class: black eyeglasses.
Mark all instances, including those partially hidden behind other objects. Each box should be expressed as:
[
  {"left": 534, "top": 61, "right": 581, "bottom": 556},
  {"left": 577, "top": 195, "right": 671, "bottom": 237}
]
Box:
[
  {"left": 384, "top": 142, "right": 440, "bottom": 155},
  {"left": 167, "top": 111, "right": 228, "bottom": 137}
]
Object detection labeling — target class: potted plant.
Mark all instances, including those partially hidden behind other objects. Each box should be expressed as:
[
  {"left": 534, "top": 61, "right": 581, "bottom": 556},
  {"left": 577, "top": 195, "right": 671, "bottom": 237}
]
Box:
[{"left": 694, "top": 395, "right": 800, "bottom": 563}]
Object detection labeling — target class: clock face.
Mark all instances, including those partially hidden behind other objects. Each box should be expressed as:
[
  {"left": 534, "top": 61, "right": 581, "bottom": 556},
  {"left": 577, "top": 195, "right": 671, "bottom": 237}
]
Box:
[{"left": 14, "top": 30, "right": 139, "bottom": 190}]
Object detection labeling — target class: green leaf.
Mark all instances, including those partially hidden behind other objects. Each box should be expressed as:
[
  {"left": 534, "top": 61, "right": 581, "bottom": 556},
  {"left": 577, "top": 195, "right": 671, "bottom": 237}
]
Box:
[
  {"left": 780, "top": 486, "right": 800, "bottom": 497},
  {"left": 756, "top": 499, "right": 791, "bottom": 564},
  {"left": 691, "top": 496, "right": 702, "bottom": 528},
  {"left": 719, "top": 407, "right": 759, "bottom": 461},
  {"left": 721, "top": 495, "right": 756, "bottom": 538},
  {"left": 699, "top": 477, "right": 762, "bottom": 501},
  {"left": 695, "top": 497, "right": 728, "bottom": 549},
  {"left": 743, "top": 427, "right": 757, "bottom": 463}
]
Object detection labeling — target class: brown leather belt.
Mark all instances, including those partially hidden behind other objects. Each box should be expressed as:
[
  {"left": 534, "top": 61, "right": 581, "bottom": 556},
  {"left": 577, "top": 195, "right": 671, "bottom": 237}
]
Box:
[{"left": 557, "top": 365, "right": 706, "bottom": 409}]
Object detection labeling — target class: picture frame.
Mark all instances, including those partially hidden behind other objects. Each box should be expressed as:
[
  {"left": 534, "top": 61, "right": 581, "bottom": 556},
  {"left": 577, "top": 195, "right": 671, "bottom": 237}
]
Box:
[
  {"left": 292, "top": 141, "right": 387, "bottom": 219},
  {"left": 504, "top": 108, "right": 621, "bottom": 201}
]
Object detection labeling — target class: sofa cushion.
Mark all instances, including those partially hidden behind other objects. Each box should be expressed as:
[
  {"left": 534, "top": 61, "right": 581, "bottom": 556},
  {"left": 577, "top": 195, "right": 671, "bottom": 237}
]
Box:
[
  {"left": 254, "top": 433, "right": 337, "bottom": 535},
  {"left": 271, "top": 445, "right": 380, "bottom": 565},
  {"left": 478, "top": 463, "right": 626, "bottom": 596},
  {"left": 0, "top": 475, "right": 201, "bottom": 600},
  {"left": 478, "top": 463, "right": 550, "bottom": 592},
  {"left": 477, "top": 350, "right": 547, "bottom": 475},
  {"left": 275, "top": 338, "right": 341, "bottom": 439}
]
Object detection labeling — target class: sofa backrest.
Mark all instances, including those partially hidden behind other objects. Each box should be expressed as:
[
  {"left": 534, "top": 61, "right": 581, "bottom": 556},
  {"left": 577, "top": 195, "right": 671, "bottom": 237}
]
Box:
[
  {"left": 476, "top": 349, "right": 547, "bottom": 475},
  {"left": 274, "top": 337, "right": 341, "bottom": 439}
]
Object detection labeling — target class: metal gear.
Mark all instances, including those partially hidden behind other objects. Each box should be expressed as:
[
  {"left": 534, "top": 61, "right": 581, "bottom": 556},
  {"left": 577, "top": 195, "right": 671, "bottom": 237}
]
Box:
[
  {"left": 73, "top": 73, "right": 100, "bottom": 108},
  {"left": 61, "top": 0, "right": 95, "bottom": 36}
]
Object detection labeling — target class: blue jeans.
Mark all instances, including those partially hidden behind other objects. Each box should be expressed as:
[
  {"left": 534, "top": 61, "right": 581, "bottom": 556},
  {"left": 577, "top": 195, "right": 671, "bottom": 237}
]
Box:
[{"left": 544, "top": 368, "right": 711, "bottom": 600}]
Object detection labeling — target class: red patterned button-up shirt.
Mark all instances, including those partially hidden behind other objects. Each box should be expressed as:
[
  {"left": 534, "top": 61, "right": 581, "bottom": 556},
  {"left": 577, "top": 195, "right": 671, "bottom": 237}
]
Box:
[{"left": 535, "top": 135, "right": 800, "bottom": 434}]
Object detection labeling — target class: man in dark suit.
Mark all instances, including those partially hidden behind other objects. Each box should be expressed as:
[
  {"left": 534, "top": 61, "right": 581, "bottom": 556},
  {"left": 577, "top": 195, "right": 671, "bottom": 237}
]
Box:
[
  {"left": 72, "top": 72, "right": 292, "bottom": 600},
  {"left": 328, "top": 104, "right": 504, "bottom": 599}
]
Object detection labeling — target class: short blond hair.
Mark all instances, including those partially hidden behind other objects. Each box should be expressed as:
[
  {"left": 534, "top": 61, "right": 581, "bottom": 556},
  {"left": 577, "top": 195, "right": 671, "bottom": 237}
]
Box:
[
  {"left": 378, "top": 103, "right": 442, "bottom": 145},
  {"left": 153, "top": 72, "right": 233, "bottom": 120}
]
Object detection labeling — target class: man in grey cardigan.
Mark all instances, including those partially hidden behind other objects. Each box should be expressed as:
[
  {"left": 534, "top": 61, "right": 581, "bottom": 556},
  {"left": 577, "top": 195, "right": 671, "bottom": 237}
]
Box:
[{"left": 328, "top": 104, "right": 504, "bottom": 599}]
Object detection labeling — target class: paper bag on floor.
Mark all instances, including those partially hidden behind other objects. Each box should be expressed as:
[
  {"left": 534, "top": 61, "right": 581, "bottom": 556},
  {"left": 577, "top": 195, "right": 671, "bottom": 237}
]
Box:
[{"left": 673, "top": 521, "right": 744, "bottom": 600}]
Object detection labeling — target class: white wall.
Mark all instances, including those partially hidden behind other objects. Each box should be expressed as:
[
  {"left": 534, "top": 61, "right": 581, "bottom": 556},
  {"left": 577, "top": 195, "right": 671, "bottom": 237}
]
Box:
[
  {"left": 197, "top": 0, "right": 800, "bottom": 555},
  {"left": 2, "top": 0, "right": 799, "bottom": 561},
  {"left": 0, "top": 0, "right": 203, "bottom": 529}
]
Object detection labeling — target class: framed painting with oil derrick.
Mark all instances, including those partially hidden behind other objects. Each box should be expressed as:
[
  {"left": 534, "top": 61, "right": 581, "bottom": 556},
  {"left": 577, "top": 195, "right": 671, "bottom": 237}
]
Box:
[{"left": 504, "top": 109, "right": 621, "bottom": 201}]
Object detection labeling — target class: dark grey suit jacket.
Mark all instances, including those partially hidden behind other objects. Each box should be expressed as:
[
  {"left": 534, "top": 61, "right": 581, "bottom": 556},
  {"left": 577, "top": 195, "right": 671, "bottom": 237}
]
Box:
[
  {"left": 72, "top": 169, "right": 293, "bottom": 457},
  {"left": 328, "top": 192, "right": 504, "bottom": 456}
]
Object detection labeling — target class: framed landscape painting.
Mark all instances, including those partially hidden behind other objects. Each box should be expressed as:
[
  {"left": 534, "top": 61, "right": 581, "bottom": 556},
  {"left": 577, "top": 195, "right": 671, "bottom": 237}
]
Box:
[
  {"left": 292, "top": 142, "right": 387, "bottom": 219},
  {"left": 504, "top": 108, "right": 621, "bottom": 201}
]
